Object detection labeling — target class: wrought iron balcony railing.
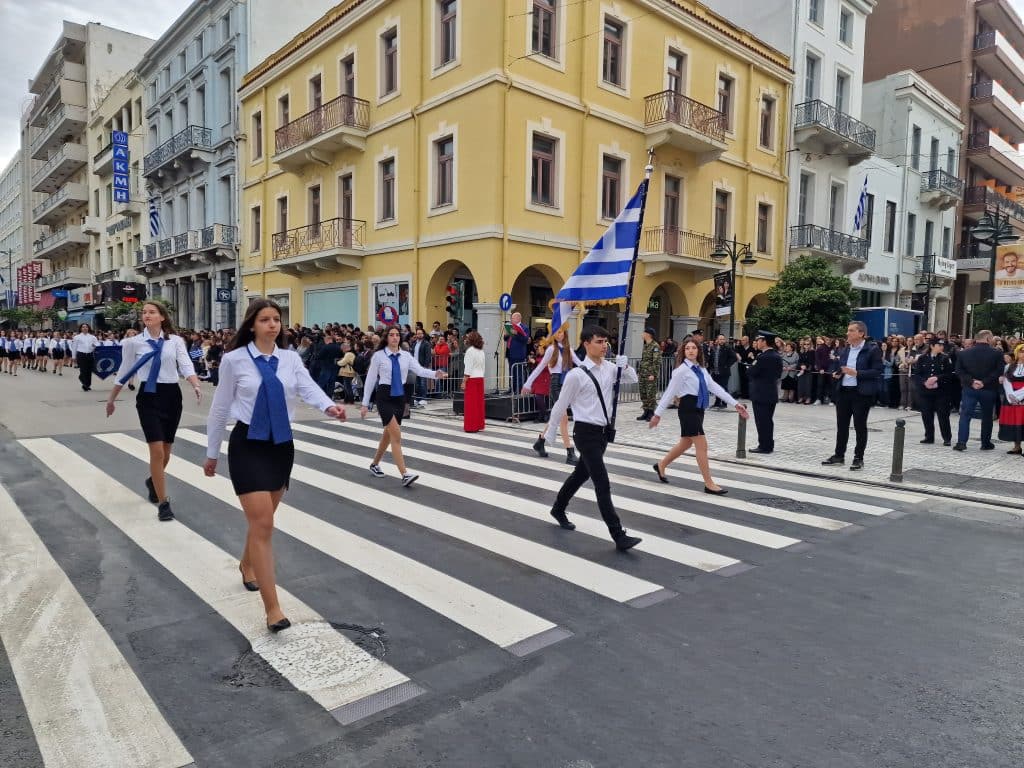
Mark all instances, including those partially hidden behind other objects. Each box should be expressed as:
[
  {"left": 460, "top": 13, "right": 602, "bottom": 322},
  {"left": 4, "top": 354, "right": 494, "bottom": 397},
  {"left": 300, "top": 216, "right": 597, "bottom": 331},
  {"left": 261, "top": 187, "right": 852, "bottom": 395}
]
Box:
[
  {"left": 201, "top": 223, "right": 237, "bottom": 248},
  {"left": 272, "top": 217, "right": 366, "bottom": 260},
  {"left": 789, "top": 224, "right": 869, "bottom": 262},
  {"left": 143, "top": 125, "right": 213, "bottom": 174},
  {"left": 794, "top": 99, "right": 876, "bottom": 152},
  {"left": 964, "top": 184, "right": 1024, "bottom": 220},
  {"left": 274, "top": 94, "right": 371, "bottom": 155},
  {"left": 921, "top": 169, "right": 964, "bottom": 197},
  {"left": 643, "top": 91, "right": 726, "bottom": 143}
]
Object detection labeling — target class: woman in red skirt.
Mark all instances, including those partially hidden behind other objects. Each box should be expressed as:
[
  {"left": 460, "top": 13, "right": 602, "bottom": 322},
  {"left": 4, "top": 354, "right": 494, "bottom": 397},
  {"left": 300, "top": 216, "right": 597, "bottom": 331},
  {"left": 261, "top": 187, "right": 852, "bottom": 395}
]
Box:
[
  {"left": 999, "top": 343, "right": 1024, "bottom": 454},
  {"left": 462, "top": 331, "right": 486, "bottom": 432}
]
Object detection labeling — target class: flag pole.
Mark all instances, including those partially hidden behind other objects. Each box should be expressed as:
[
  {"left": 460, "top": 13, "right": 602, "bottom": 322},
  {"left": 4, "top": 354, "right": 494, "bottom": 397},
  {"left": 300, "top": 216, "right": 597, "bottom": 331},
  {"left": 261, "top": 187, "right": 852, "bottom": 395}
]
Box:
[{"left": 610, "top": 148, "right": 655, "bottom": 428}]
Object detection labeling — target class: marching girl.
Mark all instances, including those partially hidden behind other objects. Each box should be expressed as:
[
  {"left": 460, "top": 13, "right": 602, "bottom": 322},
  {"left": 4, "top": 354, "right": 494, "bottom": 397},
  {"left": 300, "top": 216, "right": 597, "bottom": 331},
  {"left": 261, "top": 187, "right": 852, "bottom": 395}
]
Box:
[
  {"left": 204, "top": 299, "right": 347, "bottom": 633},
  {"left": 649, "top": 339, "right": 749, "bottom": 495},
  {"left": 63, "top": 333, "right": 74, "bottom": 371},
  {"left": 23, "top": 332, "right": 36, "bottom": 371},
  {"left": 359, "top": 325, "right": 448, "bottom": 487},
  {"left": 522, "top": 327, "right": 581, "bottom": 465},
  {"left": 34, "top": 332, "right": 49, "bottom": 373},
  {"left": 48, "top": 331, "right": 65, "bottom": 375},
  {"left": 106, "top": 301, "right": 202, "bottom": 523},
  {"left": 7, "top": 332, "right": 22, "bottom": 376}
]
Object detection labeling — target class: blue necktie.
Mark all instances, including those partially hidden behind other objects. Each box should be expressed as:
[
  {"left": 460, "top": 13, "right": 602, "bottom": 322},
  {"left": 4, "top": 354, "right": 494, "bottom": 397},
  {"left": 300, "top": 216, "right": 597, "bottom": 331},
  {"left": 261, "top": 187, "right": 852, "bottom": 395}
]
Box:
[
  {"left": 694, "top": 365, "right": 710, "bottom": 410},
  {"left": 248, "top": 352, "right": 293, "bottom": 443},
  {"left": 118, "top": 338, "right": 164, "bottom": 393},
  {"left": 389, "top": 353, "right": 404, "bottom": 396}
]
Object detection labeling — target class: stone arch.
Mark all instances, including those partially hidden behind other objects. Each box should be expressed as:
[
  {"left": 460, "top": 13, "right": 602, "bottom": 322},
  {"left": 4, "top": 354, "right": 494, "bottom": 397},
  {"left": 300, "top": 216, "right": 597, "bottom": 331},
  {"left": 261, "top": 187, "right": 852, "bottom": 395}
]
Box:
[
  {"left": 698, "top": 290, "right": 718, "bottom": 336},
  {"left": 510, "top": 263, "right": 564, "bottom": 338},
  {"left": 643, "top": 281, "right": 688, "bottom": 341},
  {"left": 424, "top": 259, "right": 479, "bottom": 332}
]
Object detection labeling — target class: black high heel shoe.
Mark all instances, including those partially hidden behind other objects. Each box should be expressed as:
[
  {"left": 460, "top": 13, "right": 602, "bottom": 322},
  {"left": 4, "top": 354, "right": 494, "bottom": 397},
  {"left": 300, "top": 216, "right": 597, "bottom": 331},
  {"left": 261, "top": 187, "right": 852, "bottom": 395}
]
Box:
[
  {"left": 653, "top": 463, "right": 669, "bottom": 483},
  {"left": 704, "top": 486, "right": 728, "bottom": 496},
  {"left": 239, "top": 564, "right": 259, "bottom": 592},
  {"left": 267, "top": 618, "right": 291, "bottom": 633}
]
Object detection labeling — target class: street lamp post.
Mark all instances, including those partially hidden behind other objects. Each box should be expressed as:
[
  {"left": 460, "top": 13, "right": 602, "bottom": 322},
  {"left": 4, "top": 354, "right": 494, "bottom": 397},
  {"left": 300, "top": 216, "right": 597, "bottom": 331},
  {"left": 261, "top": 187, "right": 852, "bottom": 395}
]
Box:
[
  {"left": 0, "top": 248, "right": 15, "bottom": 309},
  {"left": 916, "top": 254, "right": 939, "bottom": 330},
  {"left": 969, "top": 202, "right": 1016, "bottom": 303},
  {"left": 710, "top": 235, "right": 757, "bottom": 338}
]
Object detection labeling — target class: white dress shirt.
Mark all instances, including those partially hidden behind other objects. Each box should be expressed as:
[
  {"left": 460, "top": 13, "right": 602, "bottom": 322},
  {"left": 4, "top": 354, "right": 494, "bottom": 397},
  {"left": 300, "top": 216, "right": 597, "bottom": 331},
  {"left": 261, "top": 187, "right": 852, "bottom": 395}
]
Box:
[
  {"left": 361, "top": 348, "right": 440, "bottom": 406},
  {"left": 11, "top": 338, "right": 23, "bottom": 352},
  {"left": 115, "top": 331, "right": 196, "bottom": 385},
  {"left": 1004, "top": 364, "right": 1024, "bottom": 403},
  {"left": 71, "top": 333, "right": 99, "bottom": 354},
  {"left": 654, "top": 361, "right": 736, "bottom": 417},
  {"left": 524, "top": 344, "right": 583, "bottom": 388},
  {"left": 842, "top": 343, "right": 864, "bottom": 387},
  {"left": 47, "top": 338, "right": 62, "bottom": 352},
  {"left": 206, "top": 343, "right": 335, "bottom": 459},
  {"left": 463, "top": 346, "right": 486, "bottom": 378},
  {"left": 545, "top": 356, "right": 637, "bottom": 442}
]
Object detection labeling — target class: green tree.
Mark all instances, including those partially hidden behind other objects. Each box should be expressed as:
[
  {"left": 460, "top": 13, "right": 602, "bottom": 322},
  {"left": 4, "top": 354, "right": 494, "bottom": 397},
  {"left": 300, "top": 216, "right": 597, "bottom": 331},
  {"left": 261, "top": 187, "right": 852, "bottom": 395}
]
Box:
[
  {"left": 970, "top": 302, "right": 1024, "bottom": 337},
  {"left": 746, "top": 256, "right": 857, "bottom": 340}
]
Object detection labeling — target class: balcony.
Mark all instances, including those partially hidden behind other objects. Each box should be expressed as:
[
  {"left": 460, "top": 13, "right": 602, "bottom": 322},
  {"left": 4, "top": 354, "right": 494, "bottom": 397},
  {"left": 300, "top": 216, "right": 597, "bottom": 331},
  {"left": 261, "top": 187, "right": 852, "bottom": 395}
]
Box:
[
  {"left": 977, "top": 0, "right": 1024, "bottom": 56},
  {"left": 969, "top": 80, "right": 1024, "bottom": 144},
  {"left": 273, "top": 95, "right": 370, "bottom": 170},
  {"left": 33, "top": 226, "right": 90, "bottom": 260},
  {"left": 638, "top": 227, "right": 725, "bottom": 276},
  {"left": 32, "top": 182, "right": 88, "bottom": 226},
  {"left": 956, "top": 242, "right": 998, "bottom": 282},
  {"left": 973, "top": 30, "right": 1024, "bottom": 99},
  {"left": 136, "top": 224, "right": 238, "bottom": 274},
  {"left": 95, "top": 267, "right": 140, "bottom": 284},
  {"left": 961, "top": 185, "right": 1024, "bottom": 232},
  {"left": 966, "top": 129, "right": 1024, "bottom": 186},
  {"left": 271, "top": 218, "right": 366, "bottom": 275},
  {"left": 31, "top": 142, "right": 87, "bottom": 194},
  {"left": 642, "top": 91, "right": 727, "bottom": 162},
  {"left": 919, "top": 169, "right": 964, "bottom": 210},
  {"left": 30, "top": 104, "right": 88, "bottom": 161},
  {"left": 143, "top": 125, "right": 214, "bottom": 179},
  {"left": 93, "top": 142, "right": 114, "bottom": 175},
  {"left": 113, "top": 198, "right": 143, "bottom": 218},
  {"left": 37, "top": 265, "right": 92, "bottom": 290},
  {"left": 29, "top": 62, "right": 87, "bottom": 128},
  {"left": 914, "top": 254, "right": 958, "bottom": 287},
  {"left": 81, "top": 216, "right": 103, "bottom": 236},
  {"left": 793, "top": 100, "right": 876, "bottom": 164},
  {"left": 789, "top": 224, "right": 869, "bottom": 273}
]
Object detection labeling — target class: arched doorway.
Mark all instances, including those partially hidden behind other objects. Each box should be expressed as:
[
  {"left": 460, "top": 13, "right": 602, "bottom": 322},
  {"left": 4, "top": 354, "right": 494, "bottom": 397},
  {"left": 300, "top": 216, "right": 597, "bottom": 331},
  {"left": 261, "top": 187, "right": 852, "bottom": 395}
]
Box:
[
  {"left": 744, "top": 293, "right": 769, "bottom": 338},
  {"left": 425, "top": 260, "right": 479, "bottom": 334},
  {"left": 644, "top": 281, "right": 688, "bottom": 341},
  {"left": 510, "top": 264, "right": 563, "bottom": 339},
  {"left": 698, "top": 290, "right": 718, "bottom": 337}
]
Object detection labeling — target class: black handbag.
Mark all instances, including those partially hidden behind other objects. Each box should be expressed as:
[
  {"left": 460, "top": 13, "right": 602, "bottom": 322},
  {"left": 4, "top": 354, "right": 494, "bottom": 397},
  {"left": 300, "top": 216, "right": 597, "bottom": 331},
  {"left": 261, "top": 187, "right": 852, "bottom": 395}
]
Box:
[{"left": 581, "top": 366, "right": 616, "bottom": 443}]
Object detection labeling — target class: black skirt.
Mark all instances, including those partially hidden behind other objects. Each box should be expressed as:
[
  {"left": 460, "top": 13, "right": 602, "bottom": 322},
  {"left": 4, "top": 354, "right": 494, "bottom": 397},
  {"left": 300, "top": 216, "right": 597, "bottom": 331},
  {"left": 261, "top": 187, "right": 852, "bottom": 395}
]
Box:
[
  {"left": 52, "top": 348, "right": 65, "bottom": 360},
  {"left": 7, "top": 350, "right": 20, "bottom": 361},
  {"left": 677, "top": 394, "right": 706, "bottom": 437},
  {"left": 136, "top": 383, "right": 183, "bottom": 443},
  {"left": 377, "top": 385, "right": 406, "bottom": 426},
  {"left": 228, "top": 421, "right": 295, "bottom": 495}
]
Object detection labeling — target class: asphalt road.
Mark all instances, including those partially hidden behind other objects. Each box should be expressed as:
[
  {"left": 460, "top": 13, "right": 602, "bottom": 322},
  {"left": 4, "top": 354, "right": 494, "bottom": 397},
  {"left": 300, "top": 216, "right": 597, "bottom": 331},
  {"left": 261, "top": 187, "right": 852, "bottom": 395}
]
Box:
[{"left": 0, "top": 373, "right": 1021, "bottom": 768}]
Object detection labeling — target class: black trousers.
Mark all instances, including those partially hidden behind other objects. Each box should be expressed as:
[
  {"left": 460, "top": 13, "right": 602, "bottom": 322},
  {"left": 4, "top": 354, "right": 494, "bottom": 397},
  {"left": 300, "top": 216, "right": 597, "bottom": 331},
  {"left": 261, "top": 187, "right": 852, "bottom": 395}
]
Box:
[
  {"left": 918, "top": 390, "right": 951, "bottom": 442},
  {"left": 711, "top": 370, "right": 731, "bottom": 407},
  {"left": 834, "top": 387, "right": 874, "bottom": 459},
  {"left": 77, "top": 352, "right": 94, "bottom": 389},
  {"left": 752, "top": 400, "right": 777, "bottom": 451},
  {"left": 552, "top": 422, "right": 624, "bottom": 540}
]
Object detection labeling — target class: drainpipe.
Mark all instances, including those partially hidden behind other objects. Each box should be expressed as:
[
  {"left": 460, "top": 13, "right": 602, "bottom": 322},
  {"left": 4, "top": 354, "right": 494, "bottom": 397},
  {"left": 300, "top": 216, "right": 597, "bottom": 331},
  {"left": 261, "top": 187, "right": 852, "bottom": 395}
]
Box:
[
  {"left": 412, "top": 0, "right": 424, "bottom": 324},
  {"left": 895, "top": 101, "right": 912, "bottom": 303}
]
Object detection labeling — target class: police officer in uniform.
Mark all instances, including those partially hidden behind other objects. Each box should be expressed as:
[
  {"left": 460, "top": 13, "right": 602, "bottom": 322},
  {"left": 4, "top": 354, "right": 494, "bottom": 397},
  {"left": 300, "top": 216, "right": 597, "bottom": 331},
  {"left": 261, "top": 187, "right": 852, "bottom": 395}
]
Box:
[
  {"left": 636, "top": 327, "right": 661, "bottom": 421},
  {"left": 912, "top": 337, "right": 955, "bottom": 445},
  {"left": 747, "top": 331, "right": 783, "bottom": 454}
]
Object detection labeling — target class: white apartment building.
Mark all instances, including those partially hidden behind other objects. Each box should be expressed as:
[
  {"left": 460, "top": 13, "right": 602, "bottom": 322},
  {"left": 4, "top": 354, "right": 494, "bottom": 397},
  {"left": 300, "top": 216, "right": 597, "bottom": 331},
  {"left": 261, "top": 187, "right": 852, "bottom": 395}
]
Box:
[
  {"left": 859, "top": 71, "right": 963, "bottom": 331},
  {"left": 0, "top": 155, "right": 21, "bottom": 308}
]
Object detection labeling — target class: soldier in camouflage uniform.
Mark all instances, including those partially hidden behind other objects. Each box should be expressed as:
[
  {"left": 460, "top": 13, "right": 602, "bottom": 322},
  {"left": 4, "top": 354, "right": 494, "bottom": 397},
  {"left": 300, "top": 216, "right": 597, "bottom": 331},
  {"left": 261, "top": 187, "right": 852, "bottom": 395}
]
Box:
[{"left": 637, "top": 327, "right": 661, "bottom": 421}]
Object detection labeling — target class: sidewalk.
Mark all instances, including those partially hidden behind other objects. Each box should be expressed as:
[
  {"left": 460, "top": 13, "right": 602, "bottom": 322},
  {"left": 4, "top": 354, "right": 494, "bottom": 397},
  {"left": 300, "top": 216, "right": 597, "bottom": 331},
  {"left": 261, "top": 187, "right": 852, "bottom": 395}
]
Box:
[{"left": 417, "top": 395, "right": 1024, "bottom": 510}]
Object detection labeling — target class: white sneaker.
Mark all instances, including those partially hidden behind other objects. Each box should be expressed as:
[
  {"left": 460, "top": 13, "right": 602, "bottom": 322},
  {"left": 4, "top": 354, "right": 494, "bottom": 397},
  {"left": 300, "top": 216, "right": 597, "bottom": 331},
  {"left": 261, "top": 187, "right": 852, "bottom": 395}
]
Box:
[
  {"left": 401, "top": 472, "right": 419, "bottom": 487},
  {"left": 417, "top": 399, "right": 428, "bottom": 407},
  {"left": 368, "top": 463, "right": 385, "bottom": 477}
]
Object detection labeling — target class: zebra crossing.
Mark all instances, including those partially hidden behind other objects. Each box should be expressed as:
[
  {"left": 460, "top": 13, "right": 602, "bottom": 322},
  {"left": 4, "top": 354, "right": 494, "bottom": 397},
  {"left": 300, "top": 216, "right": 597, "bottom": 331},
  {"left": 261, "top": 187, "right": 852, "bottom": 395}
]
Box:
[{"left": 1, "top": 416, "right": 926, "bottom": 767}]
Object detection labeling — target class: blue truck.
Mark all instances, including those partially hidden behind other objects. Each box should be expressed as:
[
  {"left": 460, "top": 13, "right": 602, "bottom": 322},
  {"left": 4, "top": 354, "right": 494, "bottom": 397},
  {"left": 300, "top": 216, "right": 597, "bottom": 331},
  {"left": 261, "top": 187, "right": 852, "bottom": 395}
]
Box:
[{"left": 853, "top": 307, "right": 923, "bottom": 340}]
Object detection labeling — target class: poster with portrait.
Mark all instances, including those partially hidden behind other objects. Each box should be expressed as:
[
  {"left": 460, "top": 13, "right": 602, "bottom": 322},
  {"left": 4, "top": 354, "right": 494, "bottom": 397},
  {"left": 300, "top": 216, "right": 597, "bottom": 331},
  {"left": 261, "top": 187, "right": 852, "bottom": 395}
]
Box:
[
  {"left": 373, "top": 281, "right": 410, "bottom": 327},
  {"left": 994, "top": 246, "right": 1024, "bottom": 304},
  {"left": 713, "top": 270, "right": 732, "bottom": 317}
]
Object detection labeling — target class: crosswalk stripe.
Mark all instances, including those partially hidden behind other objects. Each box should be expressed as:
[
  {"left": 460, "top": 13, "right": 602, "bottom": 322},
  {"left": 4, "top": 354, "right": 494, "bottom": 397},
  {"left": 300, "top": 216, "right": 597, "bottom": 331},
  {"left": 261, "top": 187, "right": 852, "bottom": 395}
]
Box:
[
  {"left": 21, "top": 437, "right": 418, "bottom": 724},
  {"left": 278, "top": 423, "right": 739, "bottom": 572},
  {"left": 399, "top": 420, "right": 895, "bottom": 517},
  {"left": 345, "top": 421, "right": 850, "bottom": 532},
  {"left": 114, "top": 431, "right": 568, "bottom": 654},
  {"left": 173, "top": 429, "right": 667, "bottom": 607},
  {"left": 0, "top": 480, "right": 195, "bottom": 768},
  {"left": 295, "top": 423, "right": 800, "bottom": 550}
]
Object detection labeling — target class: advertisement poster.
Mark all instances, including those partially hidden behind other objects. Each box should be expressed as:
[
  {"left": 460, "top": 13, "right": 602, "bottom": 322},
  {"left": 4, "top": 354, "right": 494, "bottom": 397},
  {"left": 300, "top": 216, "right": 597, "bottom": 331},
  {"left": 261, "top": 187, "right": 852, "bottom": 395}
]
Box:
[
  {"left": 995, "top": 246, "right": 1024, "bottom": 304},
  {"left": 374, "top": 281, "right": 410, "bottom": 327},
  {"left": 713, "top": 270, "right": 732, "bottom": 317}
]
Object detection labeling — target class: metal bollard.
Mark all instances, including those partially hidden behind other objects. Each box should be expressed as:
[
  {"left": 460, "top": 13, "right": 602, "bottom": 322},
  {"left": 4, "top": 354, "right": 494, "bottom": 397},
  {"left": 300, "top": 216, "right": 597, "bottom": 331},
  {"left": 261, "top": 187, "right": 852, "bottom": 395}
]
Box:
[
  {"left": 889, "top": 419, "right": 906, "bottom": 482},
  {"left": 736, "top": 412, "right": 747, "bottom": 459}
]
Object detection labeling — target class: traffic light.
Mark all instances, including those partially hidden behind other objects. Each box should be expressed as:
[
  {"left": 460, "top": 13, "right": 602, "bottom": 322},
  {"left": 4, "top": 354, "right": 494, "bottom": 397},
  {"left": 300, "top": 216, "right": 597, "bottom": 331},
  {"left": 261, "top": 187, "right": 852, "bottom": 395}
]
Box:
[{"left": 445, "top": 283, "right": 459, "bottom": 316}]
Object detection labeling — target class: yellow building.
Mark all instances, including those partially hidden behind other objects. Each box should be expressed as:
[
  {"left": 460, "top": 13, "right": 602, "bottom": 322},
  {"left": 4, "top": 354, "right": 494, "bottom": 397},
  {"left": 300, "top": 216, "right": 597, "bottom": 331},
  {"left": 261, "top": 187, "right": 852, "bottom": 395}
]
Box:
[{"left": 239, "top": 0, "right": 791, "bottom": 362}]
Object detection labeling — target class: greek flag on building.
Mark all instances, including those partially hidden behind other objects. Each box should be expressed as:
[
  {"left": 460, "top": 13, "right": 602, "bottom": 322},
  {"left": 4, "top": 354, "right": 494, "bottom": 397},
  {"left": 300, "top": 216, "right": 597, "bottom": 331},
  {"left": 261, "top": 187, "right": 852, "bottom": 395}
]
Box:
[
  {"left": 149, "top": 198, "right": 161, "bottom": 238},
  {"left": 549, "top": 181, "right": 647, "bottom": 335},
  {"left": 853, "top": 175, "right": 869, "bottom": 231}
]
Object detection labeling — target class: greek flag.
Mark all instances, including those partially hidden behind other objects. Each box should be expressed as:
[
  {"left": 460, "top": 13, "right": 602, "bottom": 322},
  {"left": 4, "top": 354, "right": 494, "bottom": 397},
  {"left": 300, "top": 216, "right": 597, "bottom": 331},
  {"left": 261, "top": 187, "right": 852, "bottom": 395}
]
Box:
[
  {"left": 853, "top": 175, "right": 869, "bottom": 232},
  {"left": 550, "top": 181, "right": 647, "bottom": 335},
  {"left": 149, "top": 197, "right": 161, "bottom": 238}
]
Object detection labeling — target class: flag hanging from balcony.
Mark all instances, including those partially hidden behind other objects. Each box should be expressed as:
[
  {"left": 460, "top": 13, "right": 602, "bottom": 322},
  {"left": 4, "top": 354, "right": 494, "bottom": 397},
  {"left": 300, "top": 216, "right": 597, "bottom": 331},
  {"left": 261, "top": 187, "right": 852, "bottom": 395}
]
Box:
[
  {"left": 149, "top": 197, "right": 161, "bottom": 238},
  {"left": 547, "top": 180, "right": 649, "bottom": 341},
  {"left": 853, "top": 175, "right": 869, "bottom": 232}
]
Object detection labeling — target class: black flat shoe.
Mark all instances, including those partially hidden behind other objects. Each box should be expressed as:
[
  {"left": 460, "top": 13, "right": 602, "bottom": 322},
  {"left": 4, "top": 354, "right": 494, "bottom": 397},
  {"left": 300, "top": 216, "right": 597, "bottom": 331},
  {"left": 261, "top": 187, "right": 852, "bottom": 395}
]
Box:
[
  {"left": 550, "top": 510, "right": 576, "bottom": 530},
  {"left": 239, "top": 564, "right": 259, "bottom": 592},
  {"left": 267, "top": 618, "right": 291, "bottom": 633},
  {"left": 157, "top": 501, "right": 174, "bottom": 521},
  {"left": 614, "top": 534, "right": 642, "bottom": 551},
  {"left": 653, "top": 463, "right": 668, "bottom": 483},
  {"left": 532, "top": 436, "right": 548, "bottom": 458},
  {"left": 704, "top": 486, "right": 728, "bottom": 495},
  {"left": 821, "top": 455, "right": 844, "bottom": 466},
  {"left": 145, "top": 477, "right": 158, "bottom": 504}
]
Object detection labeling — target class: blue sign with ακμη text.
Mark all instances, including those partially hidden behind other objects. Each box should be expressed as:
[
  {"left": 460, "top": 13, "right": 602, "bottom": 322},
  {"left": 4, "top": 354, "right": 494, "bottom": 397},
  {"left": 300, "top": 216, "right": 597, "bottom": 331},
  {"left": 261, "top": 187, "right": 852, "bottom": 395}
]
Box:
[{"left": 112, "top": 130, "right": 128, "bottom": 146}]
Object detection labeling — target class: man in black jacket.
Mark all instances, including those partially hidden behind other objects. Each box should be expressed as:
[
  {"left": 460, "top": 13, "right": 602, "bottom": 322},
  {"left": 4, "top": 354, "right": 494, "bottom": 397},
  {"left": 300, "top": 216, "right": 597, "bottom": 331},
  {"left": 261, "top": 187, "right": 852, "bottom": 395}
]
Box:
[
  {"left": 747, "top": 331, "right": 783, "bottom": 454},
  {"left": 822, "top": 321, "right": 884, "bottom": 470},
  {"left": 708, "top": 334, "right": 739, "bottom": 408},
  {"left": 953, "top": 329, "right": 1005, "bottom": 451}
]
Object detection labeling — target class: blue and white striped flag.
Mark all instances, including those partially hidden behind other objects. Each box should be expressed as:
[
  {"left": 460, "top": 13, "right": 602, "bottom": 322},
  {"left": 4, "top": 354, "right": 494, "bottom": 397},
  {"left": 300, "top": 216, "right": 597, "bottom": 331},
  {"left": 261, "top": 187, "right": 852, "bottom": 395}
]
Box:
[
  {"left": 550, "top": 182, "right": 646, "bottom": 335},
  {"left": 149, "top": 197, "right": 161, "bottom": 238},
  {"left": 853, "top": 175, "right": 869, "bottom": 232}
]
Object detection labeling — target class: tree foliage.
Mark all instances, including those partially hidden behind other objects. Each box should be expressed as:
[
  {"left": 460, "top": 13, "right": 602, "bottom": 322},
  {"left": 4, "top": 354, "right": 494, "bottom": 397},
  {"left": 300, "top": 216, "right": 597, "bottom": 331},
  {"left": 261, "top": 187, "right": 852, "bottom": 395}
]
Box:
[
  {"left": 970, "top": 301, "right": 1024, "bottom": 338},
  {"left": 746, "top": 256, "right": 857, "bottom": 340}
]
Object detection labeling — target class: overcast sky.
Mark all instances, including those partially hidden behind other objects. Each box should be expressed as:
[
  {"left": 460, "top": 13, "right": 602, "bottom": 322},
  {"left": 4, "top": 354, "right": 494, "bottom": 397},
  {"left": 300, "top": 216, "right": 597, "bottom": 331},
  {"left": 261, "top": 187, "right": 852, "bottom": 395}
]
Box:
[{"left": 0, "top": 0, "right": 193, "bottom": 171}]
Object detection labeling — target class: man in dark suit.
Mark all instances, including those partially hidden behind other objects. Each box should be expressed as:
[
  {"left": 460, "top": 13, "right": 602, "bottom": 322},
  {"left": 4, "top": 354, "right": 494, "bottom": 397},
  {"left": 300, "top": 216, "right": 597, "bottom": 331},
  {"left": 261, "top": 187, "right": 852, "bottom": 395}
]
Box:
[
  {"left": 504, "top": 311, "right": 530, "bottom": 393},
  {"left": 747, "top": 331, "right": 783, "bottom": 454},
  {"left": 953, "top": 329, "right": 1006, "bottom": 451},
  {"left": 708, "top": 334, "right": 739, "bottom": 408},
  {"left": 412, "top": 328, "right": 433, "bottom": 406},
  {"left": 822, "top": 321, "right": 884, "bottom": 470}
]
